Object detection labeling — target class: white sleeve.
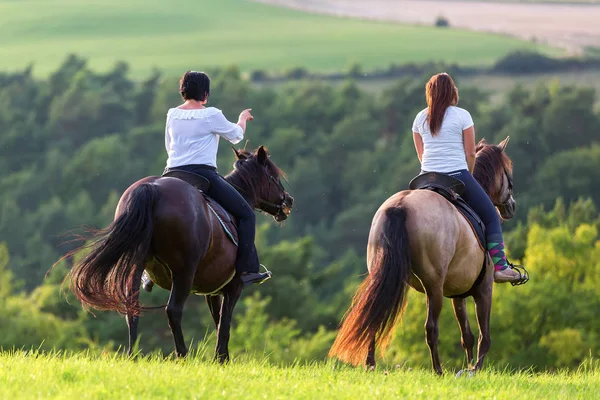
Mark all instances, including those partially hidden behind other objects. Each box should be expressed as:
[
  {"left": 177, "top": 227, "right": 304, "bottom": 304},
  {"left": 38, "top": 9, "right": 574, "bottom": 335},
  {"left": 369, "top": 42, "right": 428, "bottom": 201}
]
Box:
[
  {"left": 209, "top": 109, "right": 244, "bottom": 144},
  {"left": 461, "top": 109, "right": 474, "bottom": 130},
  {"left": 164, "top": 116, "right": 171, "bottom": 151},
  {"left": 412, "top": 111, "right": 424, "bottom": 134}
]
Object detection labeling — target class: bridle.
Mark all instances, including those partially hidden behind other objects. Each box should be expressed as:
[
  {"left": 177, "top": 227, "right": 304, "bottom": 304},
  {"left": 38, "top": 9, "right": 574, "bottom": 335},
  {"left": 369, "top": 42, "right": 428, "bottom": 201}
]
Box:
[
  {"left": 231, "top": 168, "right": 287, "bottom": 216},
  {"left": 256, "top": 174, "right": 287, "bottom": 215},
  {"left": 494, "top": 167, "right": 514, "bottom": 208}
]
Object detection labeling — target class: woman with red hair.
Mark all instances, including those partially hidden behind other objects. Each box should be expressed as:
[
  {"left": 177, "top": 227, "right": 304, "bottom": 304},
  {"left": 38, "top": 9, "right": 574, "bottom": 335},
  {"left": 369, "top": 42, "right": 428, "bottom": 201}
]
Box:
[{"left": 412, "top": 72, "right": 523, "bottom": 283}]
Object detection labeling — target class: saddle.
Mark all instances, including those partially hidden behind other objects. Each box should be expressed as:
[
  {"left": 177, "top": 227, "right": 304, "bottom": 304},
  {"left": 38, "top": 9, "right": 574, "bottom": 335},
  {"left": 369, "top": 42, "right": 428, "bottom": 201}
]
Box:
[
  {"left": 162, "top": 170, "right": 239, "bottom": 246},
  {"left": 409, "top": 172, "right": 485, "bottom": 250},
  {"left": 409, "top": 172, "right": 487, "bottom": 298}
]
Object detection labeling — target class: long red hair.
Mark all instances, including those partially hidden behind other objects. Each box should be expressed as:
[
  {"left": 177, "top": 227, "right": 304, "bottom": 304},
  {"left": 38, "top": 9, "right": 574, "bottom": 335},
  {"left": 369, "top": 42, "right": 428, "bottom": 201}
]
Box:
[{"left": 425, "top": 73, "right": 459, "bottom": 136}]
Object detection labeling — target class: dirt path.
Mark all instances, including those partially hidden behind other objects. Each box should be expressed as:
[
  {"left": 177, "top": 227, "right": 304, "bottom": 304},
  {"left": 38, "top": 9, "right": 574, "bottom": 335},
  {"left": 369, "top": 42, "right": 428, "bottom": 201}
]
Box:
[{"left": 253, "top": 0, "right": 600, "bottom": 53}]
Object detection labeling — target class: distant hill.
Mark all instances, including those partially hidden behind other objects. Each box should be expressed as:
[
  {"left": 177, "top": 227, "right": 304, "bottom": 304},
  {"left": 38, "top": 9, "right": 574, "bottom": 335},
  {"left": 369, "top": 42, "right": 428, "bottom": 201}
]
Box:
[
  {"left": 255, "top": 0, "right": 600, "bottom": 55},
  {"left": 0, "top": 0, "right": 559, "bottom": 78}
]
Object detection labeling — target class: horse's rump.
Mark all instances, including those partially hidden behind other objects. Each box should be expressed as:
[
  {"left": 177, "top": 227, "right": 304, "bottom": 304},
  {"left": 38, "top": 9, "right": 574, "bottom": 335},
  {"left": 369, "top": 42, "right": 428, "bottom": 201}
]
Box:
[{"left": 397, "top": 190, "right": 487, "bottom": 297}]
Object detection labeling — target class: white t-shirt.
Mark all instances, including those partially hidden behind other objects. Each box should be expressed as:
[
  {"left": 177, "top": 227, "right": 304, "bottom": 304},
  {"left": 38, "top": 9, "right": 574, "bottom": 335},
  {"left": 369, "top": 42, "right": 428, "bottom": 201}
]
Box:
[
  {"left": 164, "top": 107, "right": 244, "bottom": 169},
  {"left": 412, "top": 106, "right": 474, "bottom": 173}
]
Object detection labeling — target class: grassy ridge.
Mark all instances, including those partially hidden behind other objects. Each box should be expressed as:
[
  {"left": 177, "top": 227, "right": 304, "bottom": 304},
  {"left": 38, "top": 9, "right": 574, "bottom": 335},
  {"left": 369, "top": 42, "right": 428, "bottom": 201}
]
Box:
[
  {"left": 0, "top": 0, "right": 561, "bottom": 77},
  {"left": 0, "top": 351, "right": 598, "bottom": 399}
]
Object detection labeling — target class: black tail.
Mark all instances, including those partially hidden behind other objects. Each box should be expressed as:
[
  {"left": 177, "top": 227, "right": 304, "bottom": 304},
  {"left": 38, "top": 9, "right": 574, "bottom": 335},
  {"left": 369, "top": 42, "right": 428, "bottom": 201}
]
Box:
[
  {"left": 329, "top": 206, "right": 411, "bottom": 365},
  {"left": 61, "top": 183, "right": 159, "bottom": 316}
]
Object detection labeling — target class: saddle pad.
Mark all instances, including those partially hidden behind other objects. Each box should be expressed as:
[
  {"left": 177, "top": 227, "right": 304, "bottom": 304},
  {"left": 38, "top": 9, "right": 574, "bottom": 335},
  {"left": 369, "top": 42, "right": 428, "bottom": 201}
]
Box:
[
  {"left": 204, "top": 195, "right": 239, "bottom": 247},
  {"left": 452, "top": 195, "right": 486, "bottom": 252}
]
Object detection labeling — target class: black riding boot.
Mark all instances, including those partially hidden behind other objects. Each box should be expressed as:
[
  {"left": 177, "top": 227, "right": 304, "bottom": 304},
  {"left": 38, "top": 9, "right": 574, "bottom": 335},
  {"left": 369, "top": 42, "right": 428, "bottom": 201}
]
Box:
[
  {"left": 239, "top": 266, "right": 272, "bottom": 287},
  {"left": 238, "top": 244, "right": 271, "bottom": 287}
]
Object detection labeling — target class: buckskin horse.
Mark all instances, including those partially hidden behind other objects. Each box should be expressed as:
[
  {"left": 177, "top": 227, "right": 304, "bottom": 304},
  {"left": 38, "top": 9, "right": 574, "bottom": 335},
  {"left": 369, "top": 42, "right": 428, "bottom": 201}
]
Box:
[
  {"left": 329, "top": 137, "right": 528, "bottom": 375},
  {"left": 58, "top": 146, "right": 293, "bottom": 362}
]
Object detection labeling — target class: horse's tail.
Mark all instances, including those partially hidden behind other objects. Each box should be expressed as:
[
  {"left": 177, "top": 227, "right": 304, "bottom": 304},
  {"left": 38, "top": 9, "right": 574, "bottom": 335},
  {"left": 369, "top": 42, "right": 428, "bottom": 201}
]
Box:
[
  {"left": 329, "top": 206, "right": 411, "bottom": 366},
  {"left": 62, "top": 183, "right": 159, "bottom": 317}
]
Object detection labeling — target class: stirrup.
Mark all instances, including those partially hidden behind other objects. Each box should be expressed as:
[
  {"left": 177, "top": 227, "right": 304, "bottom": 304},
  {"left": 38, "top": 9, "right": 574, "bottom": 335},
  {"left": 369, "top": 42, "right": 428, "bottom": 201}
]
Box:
[
  {"left": 507, "top": 263, "right": 530, "bottom": 286},
  {"left": 240, "top": 265, "right": 272, "bottom": 287},
  {"left": 260, "top": 264, "right": 272, "bottom": 276},
  {"left": 141, "top": 271, "right": 154, "bottom": 292}
]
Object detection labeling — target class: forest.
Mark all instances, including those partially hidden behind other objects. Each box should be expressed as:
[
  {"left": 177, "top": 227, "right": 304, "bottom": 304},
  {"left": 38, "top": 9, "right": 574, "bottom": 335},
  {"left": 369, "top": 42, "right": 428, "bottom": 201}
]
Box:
[{"left": 0, "top": 54, "right": 599, "bottom": 371}]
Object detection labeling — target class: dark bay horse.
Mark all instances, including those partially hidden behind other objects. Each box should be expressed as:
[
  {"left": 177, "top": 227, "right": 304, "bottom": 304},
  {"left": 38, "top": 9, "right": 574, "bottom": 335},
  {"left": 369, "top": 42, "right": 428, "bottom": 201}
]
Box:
[
  {"left": 329, "top": 137, "right": 517, "bottom": 375},
  {"left": 60, "top": 146, "right": 293, "bottom": 362}
]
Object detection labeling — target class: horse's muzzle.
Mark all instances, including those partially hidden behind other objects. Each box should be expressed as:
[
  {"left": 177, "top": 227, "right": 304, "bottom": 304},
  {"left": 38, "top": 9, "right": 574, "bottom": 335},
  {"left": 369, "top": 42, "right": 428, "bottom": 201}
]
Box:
[
  {"left": 275, "top": 194, "right": 294, "bottom": 221},
  {"left": 498, "top": 197, "right": 516, "bottom": 220}
]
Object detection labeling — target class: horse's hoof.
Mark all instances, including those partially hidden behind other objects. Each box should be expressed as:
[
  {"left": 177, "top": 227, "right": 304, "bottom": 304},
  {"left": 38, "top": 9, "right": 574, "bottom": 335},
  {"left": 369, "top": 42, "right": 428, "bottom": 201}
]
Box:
[{"left": 456, "top": 369, "right": 475, "bottom": 378}]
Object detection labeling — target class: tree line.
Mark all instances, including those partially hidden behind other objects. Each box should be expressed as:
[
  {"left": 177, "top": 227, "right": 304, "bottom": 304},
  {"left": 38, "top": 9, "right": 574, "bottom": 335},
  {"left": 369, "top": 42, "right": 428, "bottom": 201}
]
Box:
[{"left": 0, "top": 54, "right": 599, "bottom": 370}]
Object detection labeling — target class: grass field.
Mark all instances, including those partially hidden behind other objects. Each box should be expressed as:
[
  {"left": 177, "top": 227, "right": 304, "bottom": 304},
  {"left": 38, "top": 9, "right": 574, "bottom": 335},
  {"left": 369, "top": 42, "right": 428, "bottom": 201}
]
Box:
[
  {"left": 258, "top": 0, "right": 600, "bottom": 53},
  {"left": 0, "top": 0, "right": 561, "bottom": 78},
  {"left": 0, "top": 351, "right": 598, "bottom": 399}
]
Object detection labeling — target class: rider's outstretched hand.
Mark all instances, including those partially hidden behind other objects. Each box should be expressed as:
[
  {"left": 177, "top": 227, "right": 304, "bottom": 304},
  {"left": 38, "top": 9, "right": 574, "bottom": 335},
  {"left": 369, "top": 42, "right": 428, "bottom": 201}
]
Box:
[{"left": 239, "top": 108, "right": 253, "bottom": 123}]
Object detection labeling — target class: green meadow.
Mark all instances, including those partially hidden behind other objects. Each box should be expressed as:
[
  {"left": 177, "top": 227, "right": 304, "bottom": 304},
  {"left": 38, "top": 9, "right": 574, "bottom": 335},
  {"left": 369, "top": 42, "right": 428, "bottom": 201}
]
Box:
[
  {"left": 0, "top": 0, "right": 562, "bottom": 78},
  {"left": 0, "top": 351, "right": 598, "bottom": 399}
]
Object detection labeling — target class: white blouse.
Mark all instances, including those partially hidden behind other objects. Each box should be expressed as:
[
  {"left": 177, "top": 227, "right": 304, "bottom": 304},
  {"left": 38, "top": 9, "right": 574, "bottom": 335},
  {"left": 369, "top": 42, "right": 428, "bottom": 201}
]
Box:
[
  {"left": 164, "top": 107, "right": 244, "bottom": 169},
  {"left": 412, "top": 106, "right": 474, "bottom": 173}
]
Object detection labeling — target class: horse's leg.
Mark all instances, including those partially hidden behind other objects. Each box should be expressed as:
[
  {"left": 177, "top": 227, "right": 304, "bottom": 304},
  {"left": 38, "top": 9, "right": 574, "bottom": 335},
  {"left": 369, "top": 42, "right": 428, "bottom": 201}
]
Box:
[
  {"left": 206, "top": 294, "right": 223, "bottom": 360},
  {"left": 165, "top": 271, "right": 195, "bottom": 358},
  {"left": 126, "top": 267, "right": 144, "bottom": 356},
  {"left": 206, "top": 295, "right": 222, "bottom": 329},
  {"left": 472, "top": 282, "right": 493, "bottom": 371},
  {"left": 214, "top": 280, "right": 243, "bottom": 364},
  {"left": 452, "top": 297, "right": 475, "bottom": 367},
  {"left": 425, "top": 288, "right": 444, "bottom": 375},
  {"left": 366, "top": 338, "right": 376, "bottom": 370}
]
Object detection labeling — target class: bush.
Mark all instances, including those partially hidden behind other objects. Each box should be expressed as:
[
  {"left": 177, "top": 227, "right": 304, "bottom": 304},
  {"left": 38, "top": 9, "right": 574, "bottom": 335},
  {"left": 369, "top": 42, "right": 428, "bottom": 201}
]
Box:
[{"left": 435, "top": 16, "right": 450, "bottom": 28}]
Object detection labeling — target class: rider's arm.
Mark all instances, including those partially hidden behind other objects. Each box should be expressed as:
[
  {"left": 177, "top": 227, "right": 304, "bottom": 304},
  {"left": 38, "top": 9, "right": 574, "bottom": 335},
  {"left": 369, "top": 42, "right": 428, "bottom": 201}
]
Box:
[
  {"left": 209, "top": 109, "right": 244, "bottom": 145},
  {"left": 463, "top": 126, "right": 476, "bottom": 173},
  {"left": 413, "top": 132, "right": 424, "bottom": 163},
  {"left": 165, "top": 116, "right": 171, "bottom": 151}
]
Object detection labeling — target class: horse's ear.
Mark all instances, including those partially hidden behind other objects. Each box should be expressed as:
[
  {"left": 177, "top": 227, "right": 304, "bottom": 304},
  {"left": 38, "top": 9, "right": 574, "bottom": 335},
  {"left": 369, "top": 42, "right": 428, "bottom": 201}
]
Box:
[
  {"left": 498, "top": 136, "right": 510, "bottom": 152},
  {"left": 232, "top": 146, "right": 242, "bottom": 159},
  {"left": 476, "top": 138, "right": 487, "bottom": 152},
  {"left": 256, "top": 146, "right": 268, "bottom": 165}
]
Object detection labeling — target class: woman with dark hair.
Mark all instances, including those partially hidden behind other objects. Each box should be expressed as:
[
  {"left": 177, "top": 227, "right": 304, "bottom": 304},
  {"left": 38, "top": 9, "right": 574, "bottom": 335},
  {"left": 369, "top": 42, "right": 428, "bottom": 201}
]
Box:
[
  {"left": 160, "top": 70, "right": 270, "bottom": 287},
  {"left": 411, "top": 72, "right": 522, "bottom": 283}
]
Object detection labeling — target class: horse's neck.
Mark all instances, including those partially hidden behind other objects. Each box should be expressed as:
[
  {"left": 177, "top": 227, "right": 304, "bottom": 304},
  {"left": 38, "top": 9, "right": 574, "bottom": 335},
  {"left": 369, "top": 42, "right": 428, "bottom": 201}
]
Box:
[
  {"left": 224, "top": 172, "right": 255, "bottom": 206},
  {"left": 472, "top": 164, "right": 492, "bottom": 200}
]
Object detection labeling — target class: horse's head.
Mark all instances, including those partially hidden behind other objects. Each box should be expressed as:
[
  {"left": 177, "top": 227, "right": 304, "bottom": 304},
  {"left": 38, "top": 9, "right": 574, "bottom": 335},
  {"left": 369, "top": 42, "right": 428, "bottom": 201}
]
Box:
[
  {"left": 229, "top": 145, "right": 294, "bottom": 222},
  {"left": 474, "top": 136, "right": 515, "bottom": 220}
]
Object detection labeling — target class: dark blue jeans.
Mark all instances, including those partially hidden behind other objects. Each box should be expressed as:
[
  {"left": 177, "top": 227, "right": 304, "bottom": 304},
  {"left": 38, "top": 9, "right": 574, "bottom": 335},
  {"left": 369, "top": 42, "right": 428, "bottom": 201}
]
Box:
[
  {"left": 164, "top": 164, "right": 260, "bottom": 274},
  {"left": 423, "top": 169, "right": 503, "bottom": 238}
]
